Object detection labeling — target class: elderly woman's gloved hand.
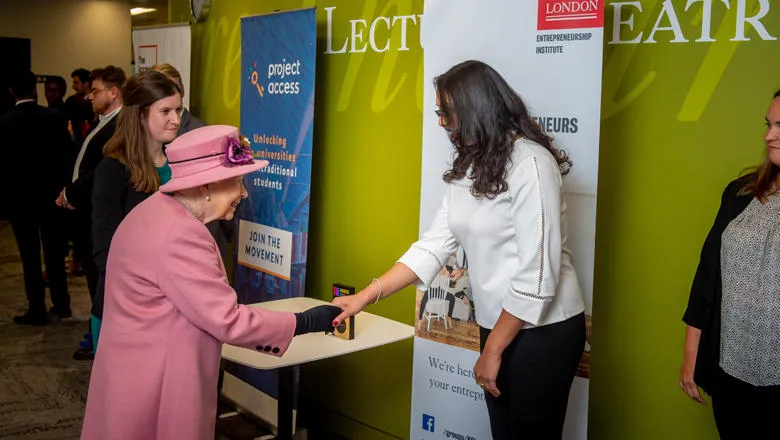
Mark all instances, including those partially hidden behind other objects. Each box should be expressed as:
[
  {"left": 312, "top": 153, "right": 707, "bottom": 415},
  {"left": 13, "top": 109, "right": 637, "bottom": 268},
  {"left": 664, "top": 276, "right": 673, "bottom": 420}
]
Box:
[{"left": 293, "top": 305, "right": 342, "bottom": 335}]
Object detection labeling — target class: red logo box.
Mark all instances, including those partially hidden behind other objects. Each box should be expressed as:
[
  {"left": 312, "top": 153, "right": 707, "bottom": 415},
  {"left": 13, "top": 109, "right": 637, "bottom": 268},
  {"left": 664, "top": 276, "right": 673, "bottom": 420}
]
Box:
[{"left": 538, "top": 0, "right": 604, "bottom": 31}]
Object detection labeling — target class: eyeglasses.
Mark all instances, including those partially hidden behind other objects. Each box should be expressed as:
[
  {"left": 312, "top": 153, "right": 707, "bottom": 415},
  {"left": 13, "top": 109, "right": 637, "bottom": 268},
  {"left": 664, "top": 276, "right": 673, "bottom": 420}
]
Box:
[
  {"left": 435, "top": 109, "right": 451, "bottom": 125},
  {"left": 88, "top": 87, "right": 110, "bottom": 96},
  {"left": 435, "top": 109, "right": 450, "bottom": 120}
]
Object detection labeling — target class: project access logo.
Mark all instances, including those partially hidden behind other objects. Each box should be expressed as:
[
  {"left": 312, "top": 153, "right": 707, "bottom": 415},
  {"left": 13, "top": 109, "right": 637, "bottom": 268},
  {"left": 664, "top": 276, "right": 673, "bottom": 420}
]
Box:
[
  {"left": 249, "top": 62, "right": 265, "bottom": 98},
  {"left": 422, "top": 414, "right": 435, "bottom": 433},
  {"left": 537, "top": 0, "right": 604, "bottom": 31},
  {"left": 247, "top": 59, "right": 302, "bottom": 99}
]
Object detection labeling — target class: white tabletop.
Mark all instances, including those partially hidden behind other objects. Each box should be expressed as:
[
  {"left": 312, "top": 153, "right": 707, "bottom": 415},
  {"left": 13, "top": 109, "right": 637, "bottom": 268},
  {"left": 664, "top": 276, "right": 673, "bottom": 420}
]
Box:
[{"left": 221, "top": 296, "right": 414, "bottom": 369}]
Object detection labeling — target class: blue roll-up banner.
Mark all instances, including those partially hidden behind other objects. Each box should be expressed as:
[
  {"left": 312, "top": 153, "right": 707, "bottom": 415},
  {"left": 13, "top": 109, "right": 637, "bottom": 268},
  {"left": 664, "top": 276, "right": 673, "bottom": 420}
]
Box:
[{"left": 229, "top": 7, "right": 316, "bottom": 405}]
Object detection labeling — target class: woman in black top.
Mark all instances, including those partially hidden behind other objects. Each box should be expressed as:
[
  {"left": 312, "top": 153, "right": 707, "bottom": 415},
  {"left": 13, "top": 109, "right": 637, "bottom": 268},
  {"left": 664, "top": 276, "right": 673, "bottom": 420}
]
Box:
[
  {"left": 681, "top": 89, "right": 780, "bottom": 439},
  {"left": 90, "top": 71, "right": 182, "bottom": 349}
]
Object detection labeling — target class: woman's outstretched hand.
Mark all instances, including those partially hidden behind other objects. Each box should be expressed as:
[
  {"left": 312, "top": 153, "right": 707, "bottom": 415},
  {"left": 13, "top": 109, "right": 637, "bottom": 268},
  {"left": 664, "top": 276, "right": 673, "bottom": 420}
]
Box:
[{"left": 332, "top": 294, "right": 372, "bottom": 327}]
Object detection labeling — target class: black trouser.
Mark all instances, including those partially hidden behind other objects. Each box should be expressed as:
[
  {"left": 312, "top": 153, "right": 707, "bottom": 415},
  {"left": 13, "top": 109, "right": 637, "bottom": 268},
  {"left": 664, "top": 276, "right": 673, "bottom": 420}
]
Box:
[
  {"left": 712, "top": 369, "right": 780, "bottom": 440},
  {"left": 479, "top": 313, "right": 585, "bottom": 440},
  {"left": 73, "top": 212, "right": 98, "bottom": 347},
  {"left": 72, "top": 211, "right": 98, "bottom": 301},
  {"left": 10, "top": 208, "right": 70, "bottom": 313}
]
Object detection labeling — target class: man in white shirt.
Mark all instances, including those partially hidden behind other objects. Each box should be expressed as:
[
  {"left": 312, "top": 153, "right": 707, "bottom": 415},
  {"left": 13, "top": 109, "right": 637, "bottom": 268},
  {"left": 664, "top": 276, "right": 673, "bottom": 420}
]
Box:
[
  {"left": 57, "top": 66, "right": 125, "bottom": 210},
  {"left": 54, "top": 66, "right": 125, "bottom": 359}
]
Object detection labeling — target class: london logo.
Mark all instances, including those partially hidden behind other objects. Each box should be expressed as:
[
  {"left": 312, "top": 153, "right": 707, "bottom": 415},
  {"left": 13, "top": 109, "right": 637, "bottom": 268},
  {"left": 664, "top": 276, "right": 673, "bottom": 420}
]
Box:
[{"left": 538, "top": 0, "right": 604, "bottom": 31}]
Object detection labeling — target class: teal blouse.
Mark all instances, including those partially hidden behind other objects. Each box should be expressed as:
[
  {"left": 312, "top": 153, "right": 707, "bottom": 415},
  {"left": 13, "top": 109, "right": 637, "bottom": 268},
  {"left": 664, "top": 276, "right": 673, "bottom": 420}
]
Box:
[{"left": 157, "top": 161, "right": 172, "bottom": 185}]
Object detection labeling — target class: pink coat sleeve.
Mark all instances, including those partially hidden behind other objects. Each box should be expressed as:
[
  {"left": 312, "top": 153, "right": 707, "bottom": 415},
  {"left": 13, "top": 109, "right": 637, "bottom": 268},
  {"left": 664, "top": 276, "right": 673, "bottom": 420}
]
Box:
[{"left": 158, "top": 218, "right": 296, "bottom": 356}]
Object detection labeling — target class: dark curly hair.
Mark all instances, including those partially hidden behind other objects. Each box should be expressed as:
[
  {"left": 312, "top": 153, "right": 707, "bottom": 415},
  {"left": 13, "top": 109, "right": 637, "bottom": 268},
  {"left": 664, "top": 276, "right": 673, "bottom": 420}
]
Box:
[{"left": 436, "top": 60, "right": 571, "bottom": 199}]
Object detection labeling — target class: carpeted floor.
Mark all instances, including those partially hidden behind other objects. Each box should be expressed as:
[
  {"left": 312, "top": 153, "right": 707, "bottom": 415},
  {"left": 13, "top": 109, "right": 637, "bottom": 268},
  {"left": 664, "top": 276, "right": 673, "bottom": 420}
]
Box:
[{"left": 0, "top": 221, "right": 92, "bottom": 440}]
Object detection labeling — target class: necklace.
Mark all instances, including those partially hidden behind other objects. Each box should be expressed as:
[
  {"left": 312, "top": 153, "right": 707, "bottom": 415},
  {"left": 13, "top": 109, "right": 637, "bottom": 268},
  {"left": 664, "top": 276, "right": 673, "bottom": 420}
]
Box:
[{"left": 177, "top": 197, "right": 201, "bottom": 220}]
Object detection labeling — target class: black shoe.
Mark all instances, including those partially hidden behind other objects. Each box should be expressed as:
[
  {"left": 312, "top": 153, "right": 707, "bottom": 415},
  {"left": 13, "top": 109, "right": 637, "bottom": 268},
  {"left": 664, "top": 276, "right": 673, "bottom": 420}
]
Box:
[
  {"left": 73, "top": 348, "right": 94, "bottom": 361},
  {"left": 49, "top": 306, "right": 73, "bottom": 319},
  {"left": 13, "top": 311, "right": 49, "bottom": 326}
]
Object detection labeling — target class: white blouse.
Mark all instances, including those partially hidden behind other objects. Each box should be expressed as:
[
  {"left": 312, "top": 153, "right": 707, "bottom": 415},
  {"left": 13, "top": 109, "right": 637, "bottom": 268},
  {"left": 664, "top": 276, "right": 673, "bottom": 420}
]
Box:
[{"left": 398, "top": 138, "right": 584, "bottom": 329}]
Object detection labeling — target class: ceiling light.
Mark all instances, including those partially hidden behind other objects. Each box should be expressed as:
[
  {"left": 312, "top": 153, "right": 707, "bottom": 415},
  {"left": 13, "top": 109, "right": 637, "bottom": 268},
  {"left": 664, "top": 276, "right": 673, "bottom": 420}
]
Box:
[{"left": 131, "top": 7, "right": 156, "bottom": 16}]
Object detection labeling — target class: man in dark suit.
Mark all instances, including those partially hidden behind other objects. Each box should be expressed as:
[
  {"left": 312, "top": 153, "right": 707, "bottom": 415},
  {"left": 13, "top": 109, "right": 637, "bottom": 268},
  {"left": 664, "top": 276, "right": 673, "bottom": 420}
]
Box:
[
  {"left": 0, "top": 71, "right": 73, "bottom": 325},
  {"left": 64, "top": 68, "right": 95, "bottom": 150},
  {"left": 55, "top": 66, "right": 125, "bottom": 352}
]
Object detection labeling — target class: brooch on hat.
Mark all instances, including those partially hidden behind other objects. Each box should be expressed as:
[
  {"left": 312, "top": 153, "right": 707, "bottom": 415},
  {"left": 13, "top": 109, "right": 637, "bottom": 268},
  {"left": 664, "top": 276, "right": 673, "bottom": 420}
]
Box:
[{"left": 227, "top": 135, "right": 254, "bottom": 165}]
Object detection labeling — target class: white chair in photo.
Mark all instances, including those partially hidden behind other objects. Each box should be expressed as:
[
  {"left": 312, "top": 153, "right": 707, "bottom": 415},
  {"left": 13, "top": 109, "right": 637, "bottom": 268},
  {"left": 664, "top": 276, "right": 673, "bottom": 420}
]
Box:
[{"left": 423, "top": 274, "right": 450, "bottom": 331}]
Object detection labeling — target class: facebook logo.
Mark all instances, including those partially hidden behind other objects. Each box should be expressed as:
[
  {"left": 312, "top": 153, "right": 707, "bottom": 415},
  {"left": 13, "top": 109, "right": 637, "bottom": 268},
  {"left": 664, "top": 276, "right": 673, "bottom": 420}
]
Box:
[{"left": 422, "top": 414, "right": 435, "bottom": 432}]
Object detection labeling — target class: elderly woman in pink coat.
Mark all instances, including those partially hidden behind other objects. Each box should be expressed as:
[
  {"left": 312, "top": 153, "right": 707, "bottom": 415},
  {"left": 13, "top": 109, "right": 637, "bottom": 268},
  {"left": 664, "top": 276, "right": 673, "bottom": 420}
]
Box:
[{"left": 81, "top": 125, "right": 339, "bottom": 440}]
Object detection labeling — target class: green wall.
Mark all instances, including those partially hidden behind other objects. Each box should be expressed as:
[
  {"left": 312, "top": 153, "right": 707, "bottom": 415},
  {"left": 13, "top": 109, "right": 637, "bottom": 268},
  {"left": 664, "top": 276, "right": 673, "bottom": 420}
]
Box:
[
  {"left": 170, "top": 0, "right": 423, "bottom": 438},
  {"left": 591, "top": 1, "right": 778, "bottom": 439},
  {"left": 170, "top": 0, "right": 780, "bottom": 438}
]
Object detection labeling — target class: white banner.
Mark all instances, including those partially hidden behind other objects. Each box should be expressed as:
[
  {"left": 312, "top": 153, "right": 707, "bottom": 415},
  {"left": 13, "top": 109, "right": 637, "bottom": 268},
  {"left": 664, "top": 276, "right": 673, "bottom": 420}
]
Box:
[
  {"left": 131, "top": 24, "right": 192, "bottom": 109},
  {"left": 411, "top": 1, "right": 604, "bottom": 439}
]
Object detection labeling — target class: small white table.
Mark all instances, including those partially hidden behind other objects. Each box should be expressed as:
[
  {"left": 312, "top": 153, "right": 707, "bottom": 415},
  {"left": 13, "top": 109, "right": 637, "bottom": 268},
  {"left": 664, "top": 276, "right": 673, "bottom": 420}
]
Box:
[{"left": 221, "top": 297, "right": 414, "bottom": 439}]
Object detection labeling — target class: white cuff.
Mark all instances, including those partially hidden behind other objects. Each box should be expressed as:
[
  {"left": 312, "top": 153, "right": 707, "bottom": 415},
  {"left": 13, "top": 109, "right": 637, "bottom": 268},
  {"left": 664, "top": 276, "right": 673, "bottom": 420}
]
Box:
[
  {"left": 502, "top": 289, "right": 551, "bottom": 326},
  {"left": 397, "top": 245, "right": 446, "bottom": 291}
]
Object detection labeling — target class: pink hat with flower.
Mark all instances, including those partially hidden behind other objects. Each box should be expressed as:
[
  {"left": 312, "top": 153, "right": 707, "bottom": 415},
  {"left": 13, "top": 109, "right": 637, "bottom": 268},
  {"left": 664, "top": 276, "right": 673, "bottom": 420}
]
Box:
[{"left": 159, "top": 125, "right": 268, "bottom": 193}]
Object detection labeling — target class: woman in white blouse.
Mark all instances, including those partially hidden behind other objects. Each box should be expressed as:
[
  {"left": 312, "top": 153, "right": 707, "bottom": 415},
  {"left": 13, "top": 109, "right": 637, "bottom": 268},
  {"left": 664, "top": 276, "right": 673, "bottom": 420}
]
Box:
[{"left": 332, "top": 60, "right": 585, "bottom": 439}]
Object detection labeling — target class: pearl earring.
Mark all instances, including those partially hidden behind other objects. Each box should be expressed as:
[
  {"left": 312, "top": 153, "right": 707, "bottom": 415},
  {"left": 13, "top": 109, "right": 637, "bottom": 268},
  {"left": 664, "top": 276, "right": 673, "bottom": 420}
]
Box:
[{"left": 205, "top": 195, "right": 211, "bottom": 202}]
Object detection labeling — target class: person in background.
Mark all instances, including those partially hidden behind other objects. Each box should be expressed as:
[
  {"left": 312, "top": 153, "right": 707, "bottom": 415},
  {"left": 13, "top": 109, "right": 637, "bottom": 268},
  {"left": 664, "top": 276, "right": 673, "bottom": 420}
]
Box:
[
  {"left": 62, "top": 69, "right": 95, "bottom": 278},
  {"left": 89, "top": 70, "right": 181, "bottom": 350},
  {"left": 39, "top": 75, "right": 69, "bottom": 285},
  {"left": 331, "top": 60, "right": 586, "bottom": 440},
  {"left": 80, "top": 125, "right": 340, "bottom": 440},
  {"left": 680, "top": 89, "right": 780, "bottom": 440},
  {"left": 0, "top": 71, "right": 72, "bottom": 325},
  {"left": 151, "top": 62, "right": 235, "bottom": 266},
  {"left": 56, "top": 65, "right": 126, "bottom": 360},
  {"left": 66, "top": 68, "right": 95, "bottom": 145},
  {"left": 150, "top": 63, "right": 205, "bottom": 136},
  {"left": 44, "top": 76, "right": 67, "bottom": 111}
]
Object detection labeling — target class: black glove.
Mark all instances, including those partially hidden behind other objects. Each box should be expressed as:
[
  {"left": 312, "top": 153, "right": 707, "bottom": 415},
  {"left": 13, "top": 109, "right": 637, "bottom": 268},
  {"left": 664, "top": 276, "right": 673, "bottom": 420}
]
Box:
[{"left": 294, "top": 305, "right": 342, "bottom": 336}]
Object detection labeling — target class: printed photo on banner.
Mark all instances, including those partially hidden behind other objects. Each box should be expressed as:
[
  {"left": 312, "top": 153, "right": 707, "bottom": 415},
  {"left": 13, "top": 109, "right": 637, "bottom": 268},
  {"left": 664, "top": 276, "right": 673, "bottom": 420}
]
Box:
[
  {"left": 414, "top": 249, "right": 591, "bottom": 374},
  {"left": 415, "top": 250, "right": 480, "bottom": 352}
]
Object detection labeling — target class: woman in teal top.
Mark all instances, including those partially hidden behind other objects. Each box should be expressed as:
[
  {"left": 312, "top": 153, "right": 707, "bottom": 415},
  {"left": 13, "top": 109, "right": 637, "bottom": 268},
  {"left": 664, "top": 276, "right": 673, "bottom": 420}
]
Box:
[
  {"left": 157, "top": 162, "right": 172, "bottom": 185},
  {"left": 90, "top": 71, "right": 182, "bottom": 349}
]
